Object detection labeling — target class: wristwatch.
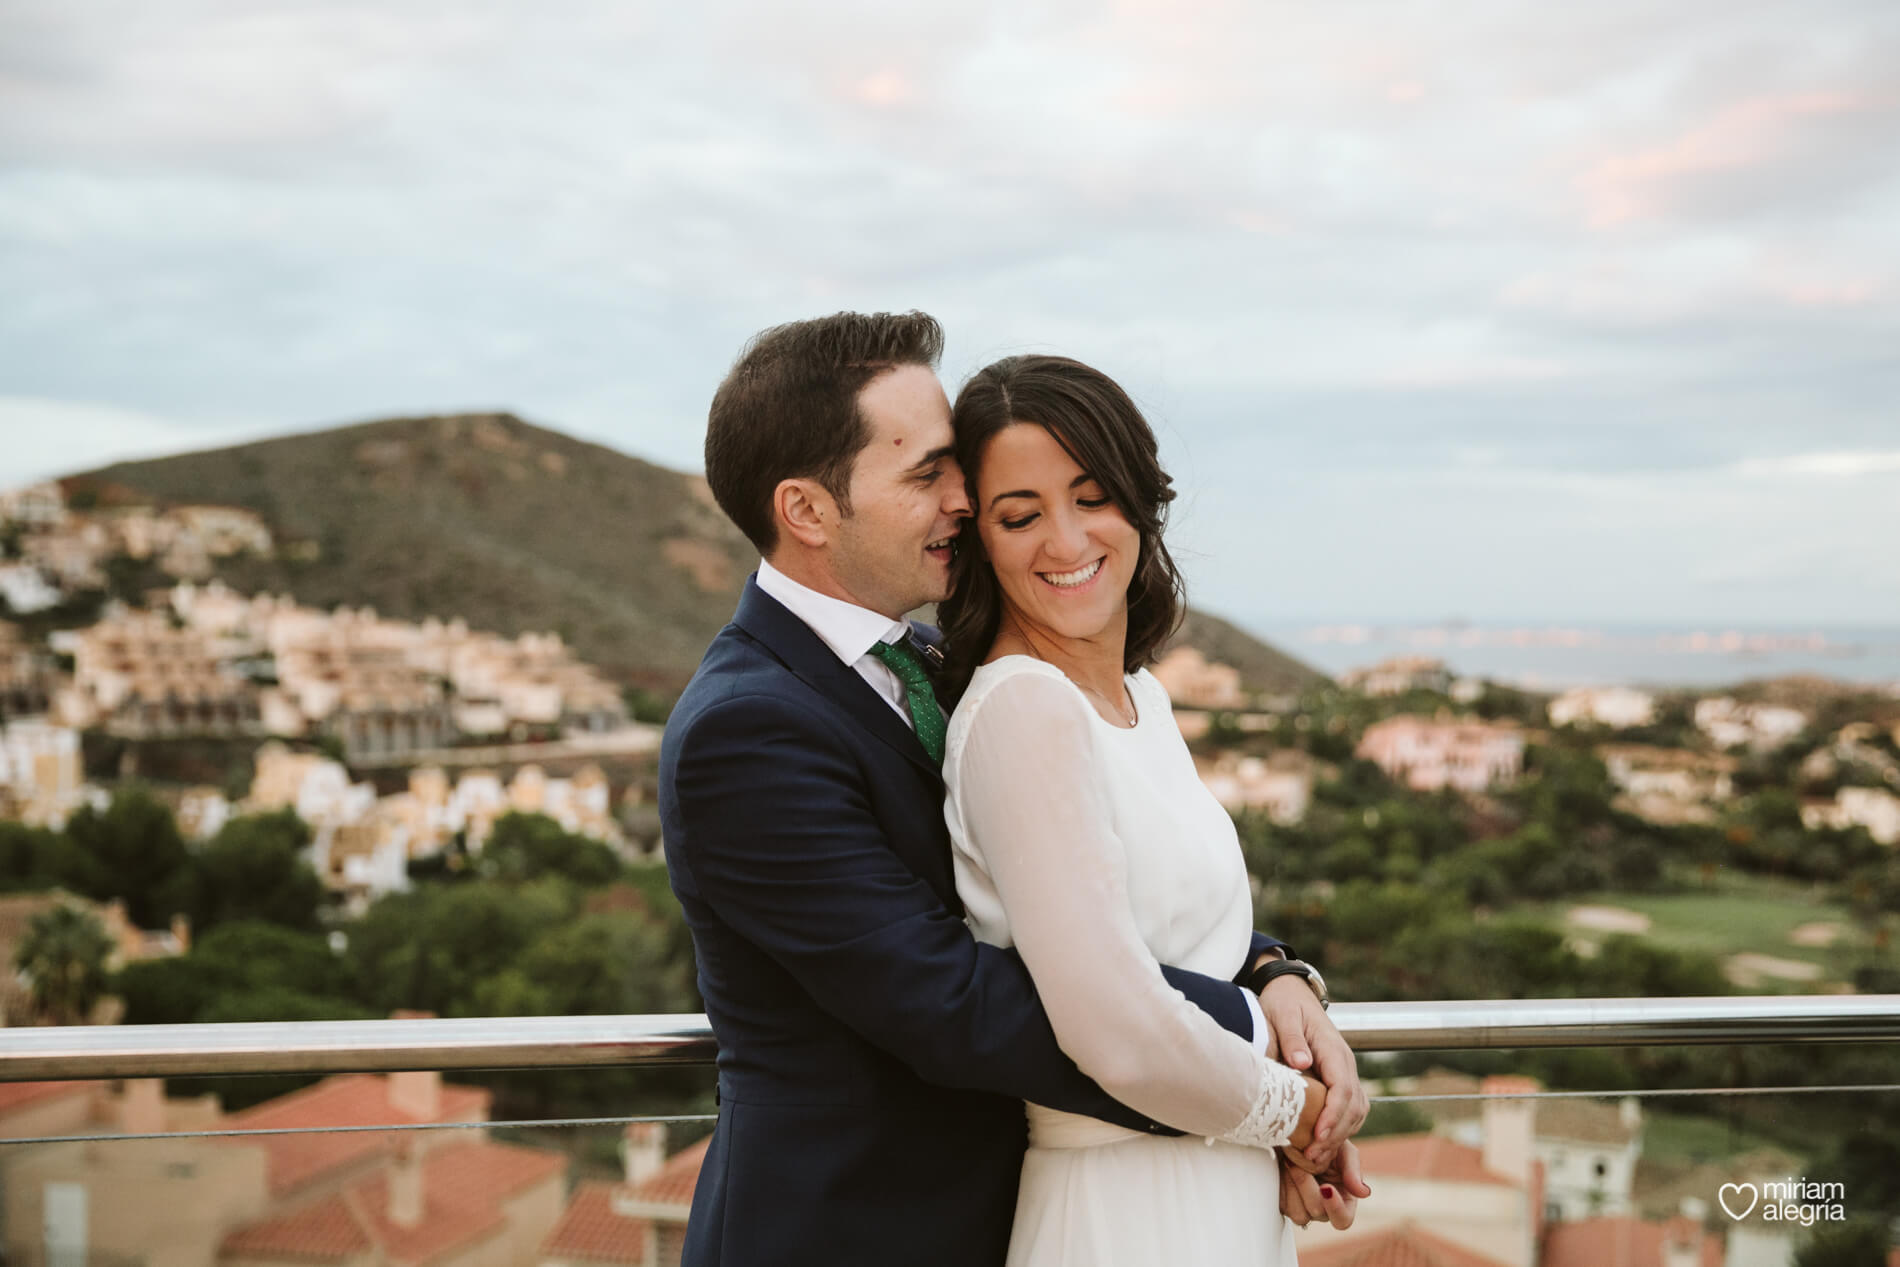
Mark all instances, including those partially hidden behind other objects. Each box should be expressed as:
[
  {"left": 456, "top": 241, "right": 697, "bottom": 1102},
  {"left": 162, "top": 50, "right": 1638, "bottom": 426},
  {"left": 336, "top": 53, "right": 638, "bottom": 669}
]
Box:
[{"left": 1246, "top": 957, "right": 1329, "bottom": 1011}]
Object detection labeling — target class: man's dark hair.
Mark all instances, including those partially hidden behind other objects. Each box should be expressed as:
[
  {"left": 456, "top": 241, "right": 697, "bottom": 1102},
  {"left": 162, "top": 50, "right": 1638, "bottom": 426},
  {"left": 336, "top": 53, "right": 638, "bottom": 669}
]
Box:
[
  {"left": 938, "top": 354, "right": 1185, "bottom": 703},
  {"left": 705, "top": 311, "right": 945, "bottom": 552}
]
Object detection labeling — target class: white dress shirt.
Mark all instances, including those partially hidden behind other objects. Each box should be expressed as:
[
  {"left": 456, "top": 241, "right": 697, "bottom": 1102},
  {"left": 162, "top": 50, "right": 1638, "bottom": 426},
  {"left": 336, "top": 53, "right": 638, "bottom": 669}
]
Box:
[
  {"left": 752, "top": 560, "right": 1268, "bottom": 1056},
  {"left": 756, "top": 559, "right": 918, "bottom": 728}
]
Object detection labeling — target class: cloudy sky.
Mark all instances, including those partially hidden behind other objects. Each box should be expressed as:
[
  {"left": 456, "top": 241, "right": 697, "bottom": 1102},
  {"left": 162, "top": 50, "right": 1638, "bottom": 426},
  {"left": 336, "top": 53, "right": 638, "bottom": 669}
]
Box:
[{"left": 3, "top": 0, "right": 1896, "bottom": 628}]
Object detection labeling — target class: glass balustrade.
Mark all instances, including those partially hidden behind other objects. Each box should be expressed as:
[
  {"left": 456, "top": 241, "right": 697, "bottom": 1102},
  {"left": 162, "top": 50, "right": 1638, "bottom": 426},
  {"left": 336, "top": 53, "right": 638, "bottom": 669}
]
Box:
[{"left": 0, "top": 1007, "right": 1894, "bottom": 1267}]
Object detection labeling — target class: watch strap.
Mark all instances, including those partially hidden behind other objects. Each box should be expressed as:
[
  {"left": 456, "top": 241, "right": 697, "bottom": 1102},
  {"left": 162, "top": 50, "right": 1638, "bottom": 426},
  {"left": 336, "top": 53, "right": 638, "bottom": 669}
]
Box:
[{"left": 1246, "top": 957, "right": 1327, "bottom": 1009}]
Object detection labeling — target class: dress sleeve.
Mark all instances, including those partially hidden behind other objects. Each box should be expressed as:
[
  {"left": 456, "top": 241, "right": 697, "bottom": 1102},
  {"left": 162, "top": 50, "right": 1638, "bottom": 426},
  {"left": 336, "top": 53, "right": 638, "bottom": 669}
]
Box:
[{"left": 952, "top": 669, "right": 1306, "bottom": 1148}]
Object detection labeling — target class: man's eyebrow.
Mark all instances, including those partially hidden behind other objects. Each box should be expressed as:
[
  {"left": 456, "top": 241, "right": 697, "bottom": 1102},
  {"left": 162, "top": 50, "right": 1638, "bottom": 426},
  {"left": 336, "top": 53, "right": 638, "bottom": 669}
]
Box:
[
  {"left": 901, "top": 445, "right": 955, "bottom": 474},
  {"left": 987, "top": 473, "right": 1093, "bottom": 510}
]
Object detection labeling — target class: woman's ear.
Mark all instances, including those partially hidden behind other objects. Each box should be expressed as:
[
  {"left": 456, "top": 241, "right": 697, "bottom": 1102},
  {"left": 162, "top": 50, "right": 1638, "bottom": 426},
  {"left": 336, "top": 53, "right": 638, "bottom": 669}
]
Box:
[{"left": 774, "top": 477, "right": 836, "bottom": 550}]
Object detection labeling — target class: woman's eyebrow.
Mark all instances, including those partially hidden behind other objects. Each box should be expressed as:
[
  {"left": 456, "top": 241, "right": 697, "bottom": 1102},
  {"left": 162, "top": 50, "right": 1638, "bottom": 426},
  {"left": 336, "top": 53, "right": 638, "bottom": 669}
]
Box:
[{"left": 987, "top": 474, "right": 1094, "bottom": 510}]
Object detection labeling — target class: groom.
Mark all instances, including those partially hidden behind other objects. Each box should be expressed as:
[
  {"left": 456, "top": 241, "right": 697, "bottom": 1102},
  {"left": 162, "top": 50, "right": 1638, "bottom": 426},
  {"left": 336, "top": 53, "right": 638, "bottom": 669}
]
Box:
[{"left": 660, "top": 311, "right": 1366, "bottom": 1267}]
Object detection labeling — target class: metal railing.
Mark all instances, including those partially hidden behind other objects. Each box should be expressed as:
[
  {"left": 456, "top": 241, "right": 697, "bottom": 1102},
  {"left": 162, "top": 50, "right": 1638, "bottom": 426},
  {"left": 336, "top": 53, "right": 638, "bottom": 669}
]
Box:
[{"left": 2, "top": 994, "right": 1897, "bottom": 1082}]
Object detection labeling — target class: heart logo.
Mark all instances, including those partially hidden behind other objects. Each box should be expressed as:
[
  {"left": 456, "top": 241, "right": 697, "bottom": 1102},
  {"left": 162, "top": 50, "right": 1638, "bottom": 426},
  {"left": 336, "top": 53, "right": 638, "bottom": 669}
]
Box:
[{"left": 1719, "top": 1182, "right": 1760, "bottom": 1221}]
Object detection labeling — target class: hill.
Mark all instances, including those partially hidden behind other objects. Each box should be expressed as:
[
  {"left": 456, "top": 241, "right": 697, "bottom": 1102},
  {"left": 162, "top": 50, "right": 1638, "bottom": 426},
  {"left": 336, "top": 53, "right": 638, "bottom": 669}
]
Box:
[
  {"left": 1172, "top": 607, "right": 1325, "bottom": 695},
  {"left": 78, "top": 414, "right": 751, "bottom": 687},
  {"left": 76, "top": 413, "right": 1325, "bottom": 692}
]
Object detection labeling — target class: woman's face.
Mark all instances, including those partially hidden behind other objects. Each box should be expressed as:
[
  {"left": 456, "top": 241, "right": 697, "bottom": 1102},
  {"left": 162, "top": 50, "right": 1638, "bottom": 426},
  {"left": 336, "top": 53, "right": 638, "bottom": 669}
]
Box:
[{"left": 973, "top": 422, "right": 1141, "bottom": 644}]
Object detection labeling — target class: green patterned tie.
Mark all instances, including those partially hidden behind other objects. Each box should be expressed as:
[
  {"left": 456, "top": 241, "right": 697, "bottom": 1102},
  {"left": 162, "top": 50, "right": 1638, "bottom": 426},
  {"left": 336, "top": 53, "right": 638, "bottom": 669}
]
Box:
[{"left": 871, "top": 638, "right": 946, "bottom": 765}]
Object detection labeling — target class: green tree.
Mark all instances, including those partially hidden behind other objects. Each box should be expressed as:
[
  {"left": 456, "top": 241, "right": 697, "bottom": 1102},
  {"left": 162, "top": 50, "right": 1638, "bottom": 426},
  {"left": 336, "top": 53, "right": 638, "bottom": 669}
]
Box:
[
  {"left": 65, "top": 785, "right": 192, "bottom": 927},
  {"left": 473, "top": 911, "right": 694, "bottom": 1018},
  {"left": 189, "top": 810, "right": 325, "bottom": 932},
  {"left": 0, "top": 821, "right": 105, "bottom": 894},
  {"left": 115, "top": 955, "right": 217, "bottom": 1026},
  {"left": 479, "top": 813, "right": 621, "bottom": 888},
  {"left": 346, "top": 879, "right": 573, "bottom": 1016},
  {"left": 118, "top": 921, "right": 356, "bottom": 1025},
  {"left": 1793, "top": 1219, "right": 1890, "bottom": 1267},
  {"left": 1585, "top": 935, "right": 1729, "bottom": 997},
  {"left": 16, "top": 903, "right": 115, "bottom": 1024},
  {"left": 1809, "top": 1133, "right": 1900, "bottom": 1223}
]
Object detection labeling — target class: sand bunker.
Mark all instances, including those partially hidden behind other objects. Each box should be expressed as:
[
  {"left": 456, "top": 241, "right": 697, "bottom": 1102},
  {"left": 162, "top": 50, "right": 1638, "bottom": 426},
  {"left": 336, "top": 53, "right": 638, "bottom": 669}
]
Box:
[
  {"left": 1725, "top": 953, "right": 1824, "bottom": 987},
  {"left": 1788, "top": 921, "right": 1845, "bottom": 948},
  {"left": 1566, "top": 905, "right": 1653, "bottom": 935}
]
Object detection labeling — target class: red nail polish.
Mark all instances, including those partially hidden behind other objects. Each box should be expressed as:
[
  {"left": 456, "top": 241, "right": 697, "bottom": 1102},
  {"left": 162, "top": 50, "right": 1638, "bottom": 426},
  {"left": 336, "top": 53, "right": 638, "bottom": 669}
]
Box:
[{"left": 1320, "top": 1186, "right": 1335, "bottom": 1200}]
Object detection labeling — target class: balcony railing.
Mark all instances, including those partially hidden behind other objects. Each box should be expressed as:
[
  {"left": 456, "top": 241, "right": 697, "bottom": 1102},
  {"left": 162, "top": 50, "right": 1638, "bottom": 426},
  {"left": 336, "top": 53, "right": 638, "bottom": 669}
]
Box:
[
  {"left": 2, "top": 993, "right": 1896, "bottom": 1081},
  {"left": 1, "top": 998, "right": 1893, "bottom": 1267}
]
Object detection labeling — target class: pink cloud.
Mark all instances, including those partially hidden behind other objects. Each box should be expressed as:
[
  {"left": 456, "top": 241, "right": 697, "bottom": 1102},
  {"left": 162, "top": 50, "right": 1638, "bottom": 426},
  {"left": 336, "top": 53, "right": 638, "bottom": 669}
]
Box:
[
  {"left": 1579, "top": 91, "right": 1869, "bottom": 227},
  {"left": 850, "top": 69, "right": 914, "bottom": 108}
]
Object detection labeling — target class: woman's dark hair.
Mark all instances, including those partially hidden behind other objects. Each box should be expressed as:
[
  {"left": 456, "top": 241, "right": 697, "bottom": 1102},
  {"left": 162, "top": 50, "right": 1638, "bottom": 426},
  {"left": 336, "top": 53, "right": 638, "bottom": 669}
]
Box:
[
  {"left": 705, "top": 311, "right": 944, "bottom": 552},
  {"left": 938, "top": 354, "right": 1185, "bottom": 702}
]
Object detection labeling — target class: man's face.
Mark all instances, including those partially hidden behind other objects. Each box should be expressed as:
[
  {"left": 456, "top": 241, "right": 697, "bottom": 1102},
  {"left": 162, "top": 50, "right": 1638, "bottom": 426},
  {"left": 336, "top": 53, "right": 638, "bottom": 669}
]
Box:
[{"left": 828, "top": 364, "right": 971, "bottom": 619}]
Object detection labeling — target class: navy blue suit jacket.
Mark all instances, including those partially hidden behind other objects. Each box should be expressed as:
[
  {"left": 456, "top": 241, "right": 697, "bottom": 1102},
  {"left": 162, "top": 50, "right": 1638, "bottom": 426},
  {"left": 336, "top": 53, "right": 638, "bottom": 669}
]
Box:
[{"left": 659, "top": 578, "right": 1287, "bottom": 1267}]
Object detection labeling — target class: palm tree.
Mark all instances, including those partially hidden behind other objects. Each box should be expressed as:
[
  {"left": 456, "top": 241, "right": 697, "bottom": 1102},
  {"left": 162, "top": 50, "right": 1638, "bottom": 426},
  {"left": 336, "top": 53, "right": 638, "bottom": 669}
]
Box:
[{"left": 15, "top": 904, "right": 115, "bottom": 1025}]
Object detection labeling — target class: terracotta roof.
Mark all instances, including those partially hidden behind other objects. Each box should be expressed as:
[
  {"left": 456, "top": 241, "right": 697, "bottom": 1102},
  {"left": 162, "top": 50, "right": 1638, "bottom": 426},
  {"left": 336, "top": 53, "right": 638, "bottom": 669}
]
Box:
[
  {"left": 220, "top": 1141, "right": 563, "bottom": 1265},
  {"left": 221, "top": 1194, "right": 374, "bottom": 1260},
  {"left": 1302, "top": 1222, "right": 1513, "bottom": 1267},
  {"left": 407, "top": 1139, "right": 565, "bottom": 1209},
  {"left": 1480, "top": 1075, "right": 1539, "bottom": 1097},
  {"left": 1543, "top": 1216, "right": 1721, "bottom": 1267},
  {"left": 541, "top": 1181, "right": 651, "bottom": 1264},
  {"left": 0, "top": 1080, "right": 90, "bottom": 1115},
  {"left": 351, "top": 1177, "right": 504, "bottom": 1266},
  {"left": 221, "top": 1074, "right": 492, "bottom": 1196},
  {"left": 1354, "top": 1133, "right": 1519, "bottom": 1187},
  {"left": 626, "top": 1136, "right": 712, "bottom": 1208},
  {"left": 1411, "top": 1069, "right": 1483, "bottom": 1098}
]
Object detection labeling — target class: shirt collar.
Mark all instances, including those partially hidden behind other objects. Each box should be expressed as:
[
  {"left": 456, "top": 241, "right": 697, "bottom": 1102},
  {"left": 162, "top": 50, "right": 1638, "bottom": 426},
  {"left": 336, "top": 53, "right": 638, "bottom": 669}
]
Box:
[{"left": 756, "top": 559, "right": 912, "bottom": 669}]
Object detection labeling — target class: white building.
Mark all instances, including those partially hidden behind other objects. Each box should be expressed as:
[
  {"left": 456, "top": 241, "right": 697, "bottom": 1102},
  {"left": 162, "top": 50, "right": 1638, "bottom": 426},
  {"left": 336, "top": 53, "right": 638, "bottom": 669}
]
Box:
[
  {"left": 1802, "top": 787, "right": 1900, "bottom": 845},
  {"left": 1356, "top": 716, "right": 1526, "bottom": 794},
  {"left": 1693, "top": 698, "right": 1809, "bottom": 751},
  {"left": 1341, "top": 656, "right": 1452, "bottom": 698},
  {"left": 1548, "top": 686, "right": 1656, "bottom": 730},
  {"left": 1300, "top": 1075, "right": 1544, "bottom": 1267},
  {"left": 0, "top": 482, "right": 67, "bottom": 528},
  {"left": 0, "top": 565, "right": 62, "bottom": 615},
  {"left": 1405, "top": 1070, "right": 1644, "bottom": 1222},
  {"left": 0, "top": 719, "right": 87, "bottom": 827},
  {"left": 1194, "top": 752, "right": 1313, "bottom": 824},
  {"left": 1600, "top": 745, "right": 1737, "bottom": 825},
  {"left": 1151, "top": 647, "right": 1246, "bottom": 711}
]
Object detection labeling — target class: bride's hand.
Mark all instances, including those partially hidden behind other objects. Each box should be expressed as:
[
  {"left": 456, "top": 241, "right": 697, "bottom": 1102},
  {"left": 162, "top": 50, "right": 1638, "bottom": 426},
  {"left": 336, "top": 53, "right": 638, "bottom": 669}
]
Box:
[
  {"left": 1287, "top": 1074, "right": 1327, "bottom": 1152},
  {"left": 1278, "top": 1140, "right": 1367, "bottom": 1230}
]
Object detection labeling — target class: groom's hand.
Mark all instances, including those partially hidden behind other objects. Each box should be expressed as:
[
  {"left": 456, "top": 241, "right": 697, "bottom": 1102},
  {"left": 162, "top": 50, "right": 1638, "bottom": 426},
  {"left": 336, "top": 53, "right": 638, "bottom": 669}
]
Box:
[{"left": 1260, "top": 978, "right": 1367, "bottom": 1168}]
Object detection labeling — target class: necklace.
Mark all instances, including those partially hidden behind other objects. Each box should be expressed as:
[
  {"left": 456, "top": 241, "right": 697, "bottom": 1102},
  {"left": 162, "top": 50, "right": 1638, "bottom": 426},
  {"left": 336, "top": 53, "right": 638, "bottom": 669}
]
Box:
[
  {"left": 1081, "top": 680, "right": 1137, "bottom": 728},
  {"left": 995, "top": 620, "right": 1135, "bottom": 727}
]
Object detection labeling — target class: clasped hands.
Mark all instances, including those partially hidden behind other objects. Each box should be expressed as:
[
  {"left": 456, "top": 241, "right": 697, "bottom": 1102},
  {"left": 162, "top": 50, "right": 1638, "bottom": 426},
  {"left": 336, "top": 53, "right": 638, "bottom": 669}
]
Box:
[{"left": 1261, "top": 974, "right": 1372, "bottom": 1230}]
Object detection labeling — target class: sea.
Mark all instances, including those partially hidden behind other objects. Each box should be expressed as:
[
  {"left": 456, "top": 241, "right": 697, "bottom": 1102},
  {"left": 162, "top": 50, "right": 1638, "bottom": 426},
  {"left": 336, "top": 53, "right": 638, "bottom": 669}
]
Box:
[{"left": 1249, "top": 621, "right": 1900, "bottom": 693}]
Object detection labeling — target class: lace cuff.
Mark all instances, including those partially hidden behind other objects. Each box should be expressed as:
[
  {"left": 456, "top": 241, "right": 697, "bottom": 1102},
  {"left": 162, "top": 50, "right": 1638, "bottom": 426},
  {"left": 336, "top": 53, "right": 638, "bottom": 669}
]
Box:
[{"left": 1215, "top": 1058, "right": 1307, "bottom": 1150}]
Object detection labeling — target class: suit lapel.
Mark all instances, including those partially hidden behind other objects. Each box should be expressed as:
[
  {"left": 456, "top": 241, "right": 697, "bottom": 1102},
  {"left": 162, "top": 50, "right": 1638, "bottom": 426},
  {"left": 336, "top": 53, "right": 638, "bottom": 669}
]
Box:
[{"left": 733, "top": 579, "right": 943, "bottom": 782}]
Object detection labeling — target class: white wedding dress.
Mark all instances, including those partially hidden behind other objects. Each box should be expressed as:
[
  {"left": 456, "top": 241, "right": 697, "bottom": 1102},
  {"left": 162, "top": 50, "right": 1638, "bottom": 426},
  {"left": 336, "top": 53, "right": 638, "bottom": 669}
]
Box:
[{"left": 944, "top": 656, "right": 1304, "bottom": 1266}]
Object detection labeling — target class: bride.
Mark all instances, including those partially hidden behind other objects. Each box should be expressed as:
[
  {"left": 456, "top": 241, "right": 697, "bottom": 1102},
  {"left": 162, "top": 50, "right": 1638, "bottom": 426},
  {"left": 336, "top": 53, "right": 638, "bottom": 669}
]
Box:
[{"left": 937, "top": 354, "right": 1350, "bottom": 1264}]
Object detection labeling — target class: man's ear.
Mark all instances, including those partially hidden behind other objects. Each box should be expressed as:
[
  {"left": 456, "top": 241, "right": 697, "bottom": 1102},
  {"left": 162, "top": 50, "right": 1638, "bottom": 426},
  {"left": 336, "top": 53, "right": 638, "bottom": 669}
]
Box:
[{"left": 774, "top": 478, "right": 837, "bottom": 550}]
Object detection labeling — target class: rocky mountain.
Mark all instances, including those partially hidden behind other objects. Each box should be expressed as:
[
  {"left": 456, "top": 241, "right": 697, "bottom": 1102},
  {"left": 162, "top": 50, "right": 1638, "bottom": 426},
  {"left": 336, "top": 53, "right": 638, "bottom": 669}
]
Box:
[{"left": 76, "top": 413, "right": 1324, "bottom": 693}]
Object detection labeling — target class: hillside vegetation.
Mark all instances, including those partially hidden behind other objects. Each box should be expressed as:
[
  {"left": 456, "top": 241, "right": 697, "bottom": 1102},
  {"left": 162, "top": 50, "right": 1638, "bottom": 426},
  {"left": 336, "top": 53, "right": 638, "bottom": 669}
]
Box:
[{"left": 80, "top": 414, "right": 756, "bottom": 687}]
